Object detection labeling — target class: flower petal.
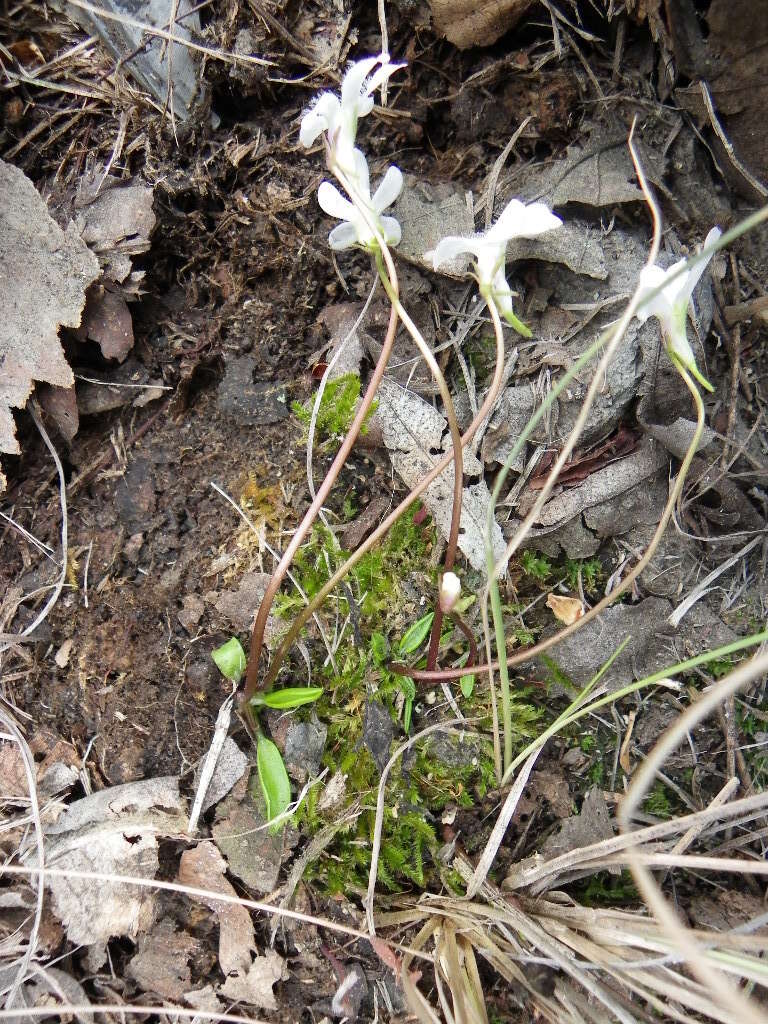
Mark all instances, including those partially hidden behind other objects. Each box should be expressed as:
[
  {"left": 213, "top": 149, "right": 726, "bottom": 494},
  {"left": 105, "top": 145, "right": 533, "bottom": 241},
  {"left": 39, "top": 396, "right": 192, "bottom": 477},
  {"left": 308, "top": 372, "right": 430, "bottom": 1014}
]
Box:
[
  {"left": 679, "top": 225, "right": 722, "bottom": 307},
  {"left": 299, "top": 93, "right": 339, "bottom": 147},
  {"left": 635, "top": 264, "right": 674, "bottom": 324},
  {"left": 489, "top": 199, "right": 562, "bottom": 243},
  {"left": 351, "top": 148, "right": 371, "bottom": 198},
  {"left": 380, "top": 215, "right": 402, "bottom": 247},
  {"left": 340, "top": 56, "right": 380, "bottom": 115},
  {"left": 372, "top": 165, "right": 403, "bottom": 212},
  {"left": 328, "top": 222, "right": 359, "bottom": 250},
  {"left": 317, "top": 181, "right": 355, "bottom": 222},
  {"left": 490, "top": 267, "right": 514, "bottom": 317},
  {"left": 666, "top": 323, "right": 696, "bottom": 368},
  {"left": 432, "top": 235, "right": 478, "bottom": 269},
  {"left": 365, "top": 60, "right": 406, "bottom": 98}
]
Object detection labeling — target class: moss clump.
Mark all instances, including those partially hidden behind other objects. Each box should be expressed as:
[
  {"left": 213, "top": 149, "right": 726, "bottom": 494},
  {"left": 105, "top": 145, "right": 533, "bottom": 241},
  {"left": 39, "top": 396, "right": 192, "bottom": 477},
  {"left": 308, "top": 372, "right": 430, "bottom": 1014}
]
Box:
[
  {"left": 277, "top": 509, "right": 512, "bottom": 893},
  {"left": 292, "top": 373, "right": 377, "bottom": 447}
]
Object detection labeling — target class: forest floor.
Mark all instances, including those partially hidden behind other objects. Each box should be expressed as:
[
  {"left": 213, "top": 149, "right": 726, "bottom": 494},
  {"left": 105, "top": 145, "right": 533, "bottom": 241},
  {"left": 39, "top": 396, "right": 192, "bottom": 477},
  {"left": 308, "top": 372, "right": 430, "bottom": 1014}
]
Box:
[{"left": 2, "top": 1, "right": 768, "bottom": 1022}]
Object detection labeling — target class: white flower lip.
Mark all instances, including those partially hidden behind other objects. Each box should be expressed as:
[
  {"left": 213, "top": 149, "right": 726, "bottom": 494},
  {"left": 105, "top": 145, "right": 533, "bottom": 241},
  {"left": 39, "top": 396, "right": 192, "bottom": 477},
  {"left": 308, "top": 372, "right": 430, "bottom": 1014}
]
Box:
[
  {"left": 439, "top": 571, "right": 461, "bottom": 614},
  {"left": 317, "top": 152, "right": 403, "bottom": 251},
  {"left": 431, "top": 199, "right": 562, "bottom": 327},
  {"left": 634, "top": 226, "right": 721, "bottom": 388}
]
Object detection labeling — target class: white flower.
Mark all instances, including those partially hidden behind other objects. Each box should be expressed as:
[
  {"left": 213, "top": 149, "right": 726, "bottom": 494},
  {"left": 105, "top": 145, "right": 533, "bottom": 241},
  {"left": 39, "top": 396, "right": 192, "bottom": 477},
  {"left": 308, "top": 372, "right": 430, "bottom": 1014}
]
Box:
[
  {"left": 439, "top": 571, "right": 461, "bottom": 614},
  {"left": 317, "top": 150, "right": 403, "bottom": 251},
  {"left": 299, "top": 54, "right": 404, "bottom": 180},
  {"left": 634, "top": 227, "right": 721, "bottom": 392},
  {"left": 431, "top": 199, "right": 562, "bottom": 336}
]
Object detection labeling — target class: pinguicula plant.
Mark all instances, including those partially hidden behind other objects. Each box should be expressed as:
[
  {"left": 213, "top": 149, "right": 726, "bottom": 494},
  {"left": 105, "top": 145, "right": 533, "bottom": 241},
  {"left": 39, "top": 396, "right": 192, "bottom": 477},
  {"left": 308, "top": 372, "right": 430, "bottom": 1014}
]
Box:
[
  {"left": 212, "top": 637, "right": 321, "bottom": 826},
  {"left": 212, "top": 50, "right": 766, "bottom": 834}
]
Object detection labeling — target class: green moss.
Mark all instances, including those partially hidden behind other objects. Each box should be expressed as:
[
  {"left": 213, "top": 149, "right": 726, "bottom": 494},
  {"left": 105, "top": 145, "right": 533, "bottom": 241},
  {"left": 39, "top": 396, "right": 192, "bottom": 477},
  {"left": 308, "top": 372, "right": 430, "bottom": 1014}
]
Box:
[
  {"left": 520, "top": 550, "right": 553, "bottom": 583},
  {"left": 577, "top": 870, "right": 638, "bottom": 906},
  {"left": 565, "top": 556, "right": 602, "bottom": 594},
  {"left": 274, "top": 508, "right": 544, "bottom": 896},
  {"left": 644, "top": 782, "right": 674, "bottom": 819},
  {"left": 292, "top": 373, "right": 376, "bottom": 447}
]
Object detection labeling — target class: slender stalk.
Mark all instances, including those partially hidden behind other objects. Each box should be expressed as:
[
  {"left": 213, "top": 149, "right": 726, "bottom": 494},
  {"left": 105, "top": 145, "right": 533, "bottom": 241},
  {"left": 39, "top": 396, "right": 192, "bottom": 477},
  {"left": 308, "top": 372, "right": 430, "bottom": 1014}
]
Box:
[
  {"left": 502, "top": 628, "right": 768, "bottom": 787},
  {"left": 372, "top": 249, "right": 465, "bottom": 675},
  {"left": 260, "top": 302, "right": 507, "bottom": 693},
  {"left": 480, "top": 300, "right": 515, "bottom": 771},
  {"left": 448, "top": 609, "right": 478, "bottom": 669},
  {"left": 243, "top": 301, "right": 399, "bottom": 704}
]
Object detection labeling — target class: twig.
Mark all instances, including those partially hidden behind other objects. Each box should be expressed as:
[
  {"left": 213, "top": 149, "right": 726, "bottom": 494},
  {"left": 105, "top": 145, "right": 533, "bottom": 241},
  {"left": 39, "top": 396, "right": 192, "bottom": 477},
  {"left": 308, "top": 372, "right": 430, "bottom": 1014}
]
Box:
[
  {"left": 365, "top": 720, "right": 465, "bottom": 935},
  {"left": 0, "top": 405, "right": 68, "bottom": 656},
  {"left": 0, "top": 711, "right": 45, "bottom": 1012}
]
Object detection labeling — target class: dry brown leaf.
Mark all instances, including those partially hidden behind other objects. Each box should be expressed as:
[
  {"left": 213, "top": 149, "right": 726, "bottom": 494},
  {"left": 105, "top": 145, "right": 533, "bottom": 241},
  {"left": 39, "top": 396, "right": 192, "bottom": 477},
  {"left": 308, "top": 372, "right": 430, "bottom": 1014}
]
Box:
[
  {"left": 72, "top": 177, "right": 155, "bottom": 285},
  {"left": 128, "top": 918, "right": 199, "bottom": 1000},
  {"left": 374, "top": 379, "right": 505, "bottom": 572},
  {"left": 27, "top": 777, "right": 187, "bottom": 949},
  {"left": 546, "top": 593, "right": 584, "bottom": 625},
  {"left": 0, "top": 159, "right": 99, "bottom": 464},
  {"left": 219, "top": 950, "right": 286, "bottom": 1009},
  {"left": 430, "top": 0, "right": 536, "bottom": 49},
  {"left": 37, "top": 383, "right": 80, "bottom": 442},
  {"left": 619, "top": 709, "right": 637, "bottom": 775},
  {"left": 75, "top": 285, "right": 134, "bottom": 362},
  {"left": 178, "top": 841, "right": 255, "bottom": 977}
]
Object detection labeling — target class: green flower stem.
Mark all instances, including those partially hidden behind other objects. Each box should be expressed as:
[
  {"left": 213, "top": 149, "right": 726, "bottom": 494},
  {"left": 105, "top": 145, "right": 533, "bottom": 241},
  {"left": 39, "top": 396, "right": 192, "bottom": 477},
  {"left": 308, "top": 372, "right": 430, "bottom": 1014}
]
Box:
[
  {"left": 502, "top": 628, "right": 768, "bottom": 787},
  {"left": 481, "top": 192, "right": 660, "bottom": 770},
  {"left": 482, "top": 298, "right": 513, "bottom": 773}
]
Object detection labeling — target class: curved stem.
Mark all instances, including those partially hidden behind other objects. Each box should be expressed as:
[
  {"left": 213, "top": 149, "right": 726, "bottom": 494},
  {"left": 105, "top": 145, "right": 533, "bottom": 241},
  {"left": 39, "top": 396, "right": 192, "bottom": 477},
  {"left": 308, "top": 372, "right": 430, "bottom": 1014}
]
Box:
[
  {"left": 372, "top": 250, "right": 464, "bottom": 674},
  {"left": 448, "top": 610, "right": 478, "bottom": 669},
  {"left": 400, "top": 363, "right": 707, "bottom": 687},
  {"left": 261, "top": 301, "right": 507, "bottom": 693},
  {"left": 484, "top": 300, "right": 512, "bottom": 771},
  {"left": 243, "top": 300, "right": 399, "bottom": 705}
]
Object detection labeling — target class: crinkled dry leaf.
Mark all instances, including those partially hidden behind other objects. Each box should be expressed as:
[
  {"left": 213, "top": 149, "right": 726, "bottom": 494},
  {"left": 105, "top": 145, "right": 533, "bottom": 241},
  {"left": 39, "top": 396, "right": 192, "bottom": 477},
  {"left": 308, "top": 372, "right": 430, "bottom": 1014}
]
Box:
[
  {"left": 38, "top": 383, "right": 80, "bottom": 442},
  {"left": 517, "top": 440, "right": 668, "bottom": 528},
  {"left": 517, "top": 136, "right": 651, "bottom": 209},
  {"left": 73, "top": 180, "right": 155, "bottom": 282},
  {"left": 26, "top": 777, "right": 186, "bottom": 947},
  {"left": 128, "top": 918, "right": 199, "bottom": 1000},
  {"left": 219, "top": 950, "right": 286, "bottom": 1009},
  {"left": 0, "top": 159, "right": 99, "bottom": 463},
  {"left": 211, "top": 779, "right": 284, "bottom": 894},
  {"left": 178, "top": 840, "right": 255, "bottom": 977},
  {"left": 546, "top": 593, "right": 584, "bottom": 625},
  {"left": 393, "top": 178, "right": 474, "bottom": 272},
  {"left": 374, "top": 379, "right": 505, "bottom": 572},
  {"left": 75, "top": 285, "right": 134, "bottom": 362},
  {"left": 9, "top": 966, "right": 93, "bottom": 1024},
  {"left": 429, "top": 0, "right": 536, "bottom": 49},
  {"left": 538, "top": 787, "right": 614, "bottom": 866}
]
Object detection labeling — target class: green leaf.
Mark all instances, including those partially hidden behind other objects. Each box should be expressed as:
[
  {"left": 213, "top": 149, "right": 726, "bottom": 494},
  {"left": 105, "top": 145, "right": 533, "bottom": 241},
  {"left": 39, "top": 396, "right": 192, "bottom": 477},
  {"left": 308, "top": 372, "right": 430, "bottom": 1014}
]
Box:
[
  {"left": 398, "top": 612, "right": 434, "bottom": 656},
  {"left": 257, "top": 736, "right": 292, "bottom": 826},
  {"left": 460, "top": 674, "right": 475, "bottom": 699},
  {"left": 398, "top": 675, "right": 416, "bottom": 701},
  {"left": 404, "top": 696, "right": 413, "bottom": 734},
  {"left": 254, "top": 687, "right": 323, "bottom": 710},
  {"left": 211, "top": 637, "right": 246, "bottom": 682}
]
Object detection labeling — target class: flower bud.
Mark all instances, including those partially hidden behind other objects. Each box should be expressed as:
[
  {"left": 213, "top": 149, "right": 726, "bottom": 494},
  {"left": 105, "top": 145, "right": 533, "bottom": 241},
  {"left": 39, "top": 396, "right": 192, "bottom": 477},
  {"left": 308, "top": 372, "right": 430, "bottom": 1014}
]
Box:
[{"left": 439, "top": 571, "right": 461, "bottom": 614}]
